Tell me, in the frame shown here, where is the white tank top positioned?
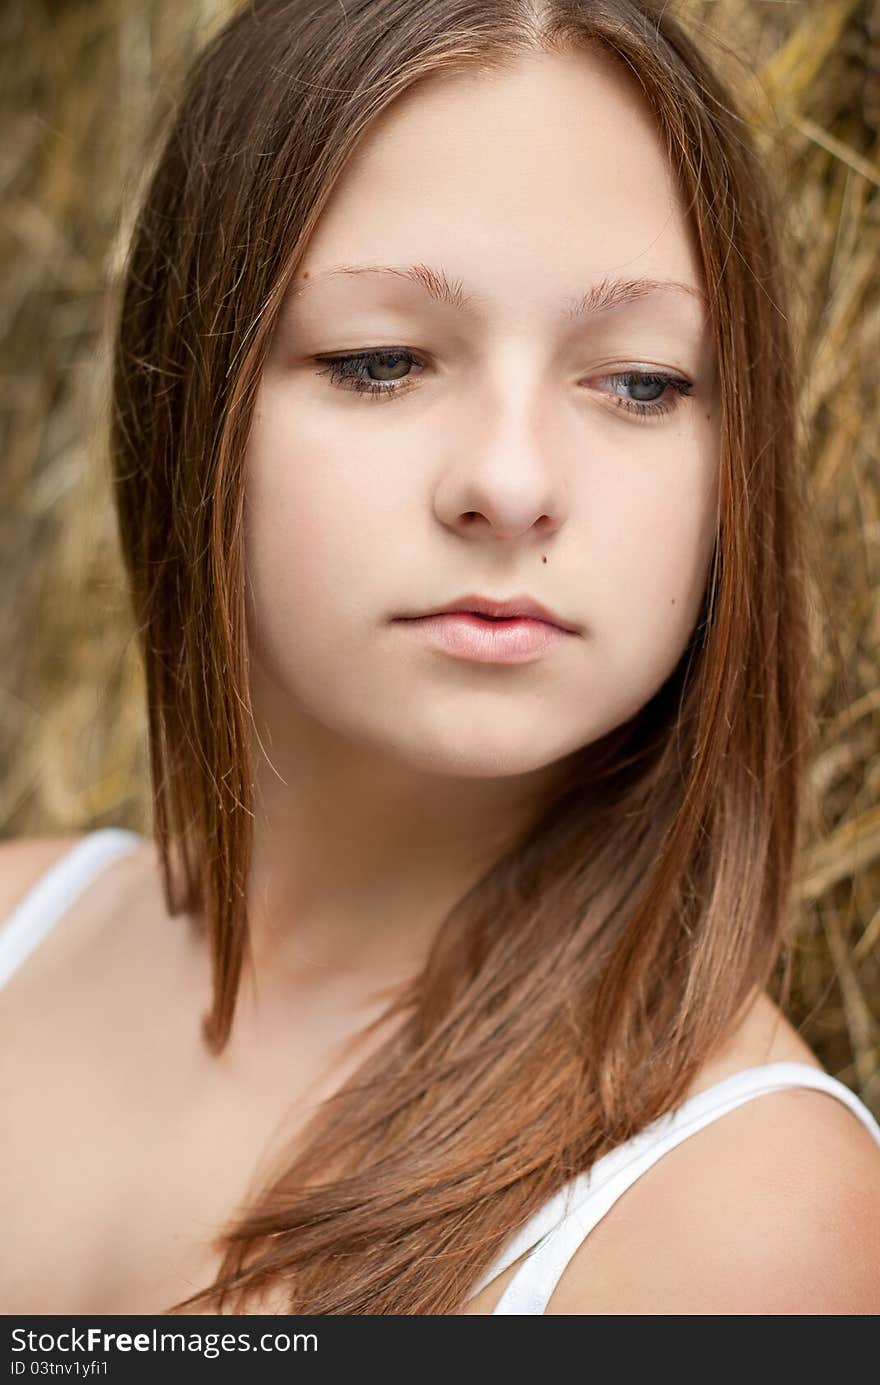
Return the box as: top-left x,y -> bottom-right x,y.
2,828 -> 879,1315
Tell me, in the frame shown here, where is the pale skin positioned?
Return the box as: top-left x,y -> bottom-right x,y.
1,48 -> 879,1315
242,43 -> 720,1035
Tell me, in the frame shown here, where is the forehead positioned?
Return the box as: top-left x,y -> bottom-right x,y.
294,48 -> 704,318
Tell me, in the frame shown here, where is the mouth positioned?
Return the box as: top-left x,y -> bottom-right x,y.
394,592 -> 581,634
391,606 -> 577,665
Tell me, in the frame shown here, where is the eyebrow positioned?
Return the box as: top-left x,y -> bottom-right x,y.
290,261 -> 707,320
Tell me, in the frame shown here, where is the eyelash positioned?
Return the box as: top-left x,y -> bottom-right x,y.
312,348 -> 694,420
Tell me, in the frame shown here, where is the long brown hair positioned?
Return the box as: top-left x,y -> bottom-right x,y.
109,0 -> 811,1313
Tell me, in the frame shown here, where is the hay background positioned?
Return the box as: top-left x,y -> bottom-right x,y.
1,1 -> 878,1113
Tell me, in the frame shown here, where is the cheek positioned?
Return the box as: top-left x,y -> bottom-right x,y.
613,483 -> 714,601
583,433 -> 718,667
243,391 -> 393,628
242,390 -> 427,732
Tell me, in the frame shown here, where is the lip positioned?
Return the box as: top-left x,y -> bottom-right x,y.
395,592 -> 581,633
393,611 -> 570,664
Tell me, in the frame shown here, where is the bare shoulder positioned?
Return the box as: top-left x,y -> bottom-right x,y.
0,832 -> 194,1311
546,987 -> 880,1314
548,1078 -> 880,1314
0,833 -> 84,925
0,831 -> 155,1008
0,827 -> 178,1046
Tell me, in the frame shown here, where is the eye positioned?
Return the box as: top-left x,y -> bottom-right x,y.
312,349 -> 694,421
312,349 -> 423,402
594,370 -> 695,420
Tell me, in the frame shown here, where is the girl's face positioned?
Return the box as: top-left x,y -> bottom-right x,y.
244,47 -> 719,781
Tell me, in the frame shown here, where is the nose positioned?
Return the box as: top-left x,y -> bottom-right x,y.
432,368 -> 571,542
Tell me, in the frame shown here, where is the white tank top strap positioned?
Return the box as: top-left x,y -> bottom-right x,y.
484,1061 -> 880,1315
0,828 -> 144,992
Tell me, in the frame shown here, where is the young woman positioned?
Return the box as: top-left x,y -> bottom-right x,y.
1,0 -> 879,1316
